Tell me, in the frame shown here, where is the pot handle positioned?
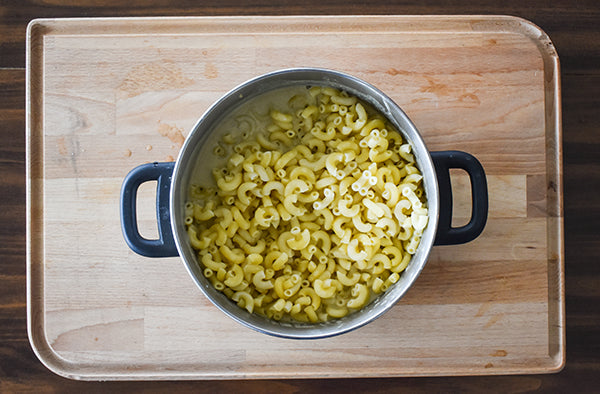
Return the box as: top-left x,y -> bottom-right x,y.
120,162 -> 179,257
431,151 -> 488,245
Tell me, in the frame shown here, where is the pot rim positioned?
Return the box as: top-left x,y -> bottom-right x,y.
169,67 -> 440,339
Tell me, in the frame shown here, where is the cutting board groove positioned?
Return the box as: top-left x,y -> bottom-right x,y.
26,15 -> 564,380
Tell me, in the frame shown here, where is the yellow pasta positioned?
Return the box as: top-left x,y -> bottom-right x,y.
224,264 -> 244,287
185,85 -> 428,323
347,283 -> 369,309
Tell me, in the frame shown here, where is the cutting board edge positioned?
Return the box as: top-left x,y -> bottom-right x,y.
25,15 -> 565,380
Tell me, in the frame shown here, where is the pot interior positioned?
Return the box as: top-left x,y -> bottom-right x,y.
170,68 -> 439,338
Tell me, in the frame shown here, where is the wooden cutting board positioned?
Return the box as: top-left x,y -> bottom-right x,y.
26,15 -> 564,380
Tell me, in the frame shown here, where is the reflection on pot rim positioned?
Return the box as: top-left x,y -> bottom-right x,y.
169,68 -> 440,339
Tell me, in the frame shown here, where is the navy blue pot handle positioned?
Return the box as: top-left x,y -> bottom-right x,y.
431,151 -> 488,245
120,162 -> 179,257
120,153 -> 486,255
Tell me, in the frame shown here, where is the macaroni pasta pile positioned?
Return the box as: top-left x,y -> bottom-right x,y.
185,86 -> 428,323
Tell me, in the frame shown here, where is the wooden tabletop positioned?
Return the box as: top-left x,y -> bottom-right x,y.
1,2 -> 598,392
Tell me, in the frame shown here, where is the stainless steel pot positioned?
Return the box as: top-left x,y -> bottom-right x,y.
120,68 -> 488,339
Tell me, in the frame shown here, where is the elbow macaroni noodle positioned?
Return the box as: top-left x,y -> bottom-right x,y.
185,86 -> 428,323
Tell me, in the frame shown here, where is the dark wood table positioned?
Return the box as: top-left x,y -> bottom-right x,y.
1,2 -> 598,392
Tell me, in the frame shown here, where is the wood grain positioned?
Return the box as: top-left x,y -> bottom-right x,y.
2,0 -> 600,70
2,1 -> 600,392
24,16 -> 563,380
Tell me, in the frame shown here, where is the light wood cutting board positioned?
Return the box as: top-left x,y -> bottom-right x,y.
26,15 -> 564,380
